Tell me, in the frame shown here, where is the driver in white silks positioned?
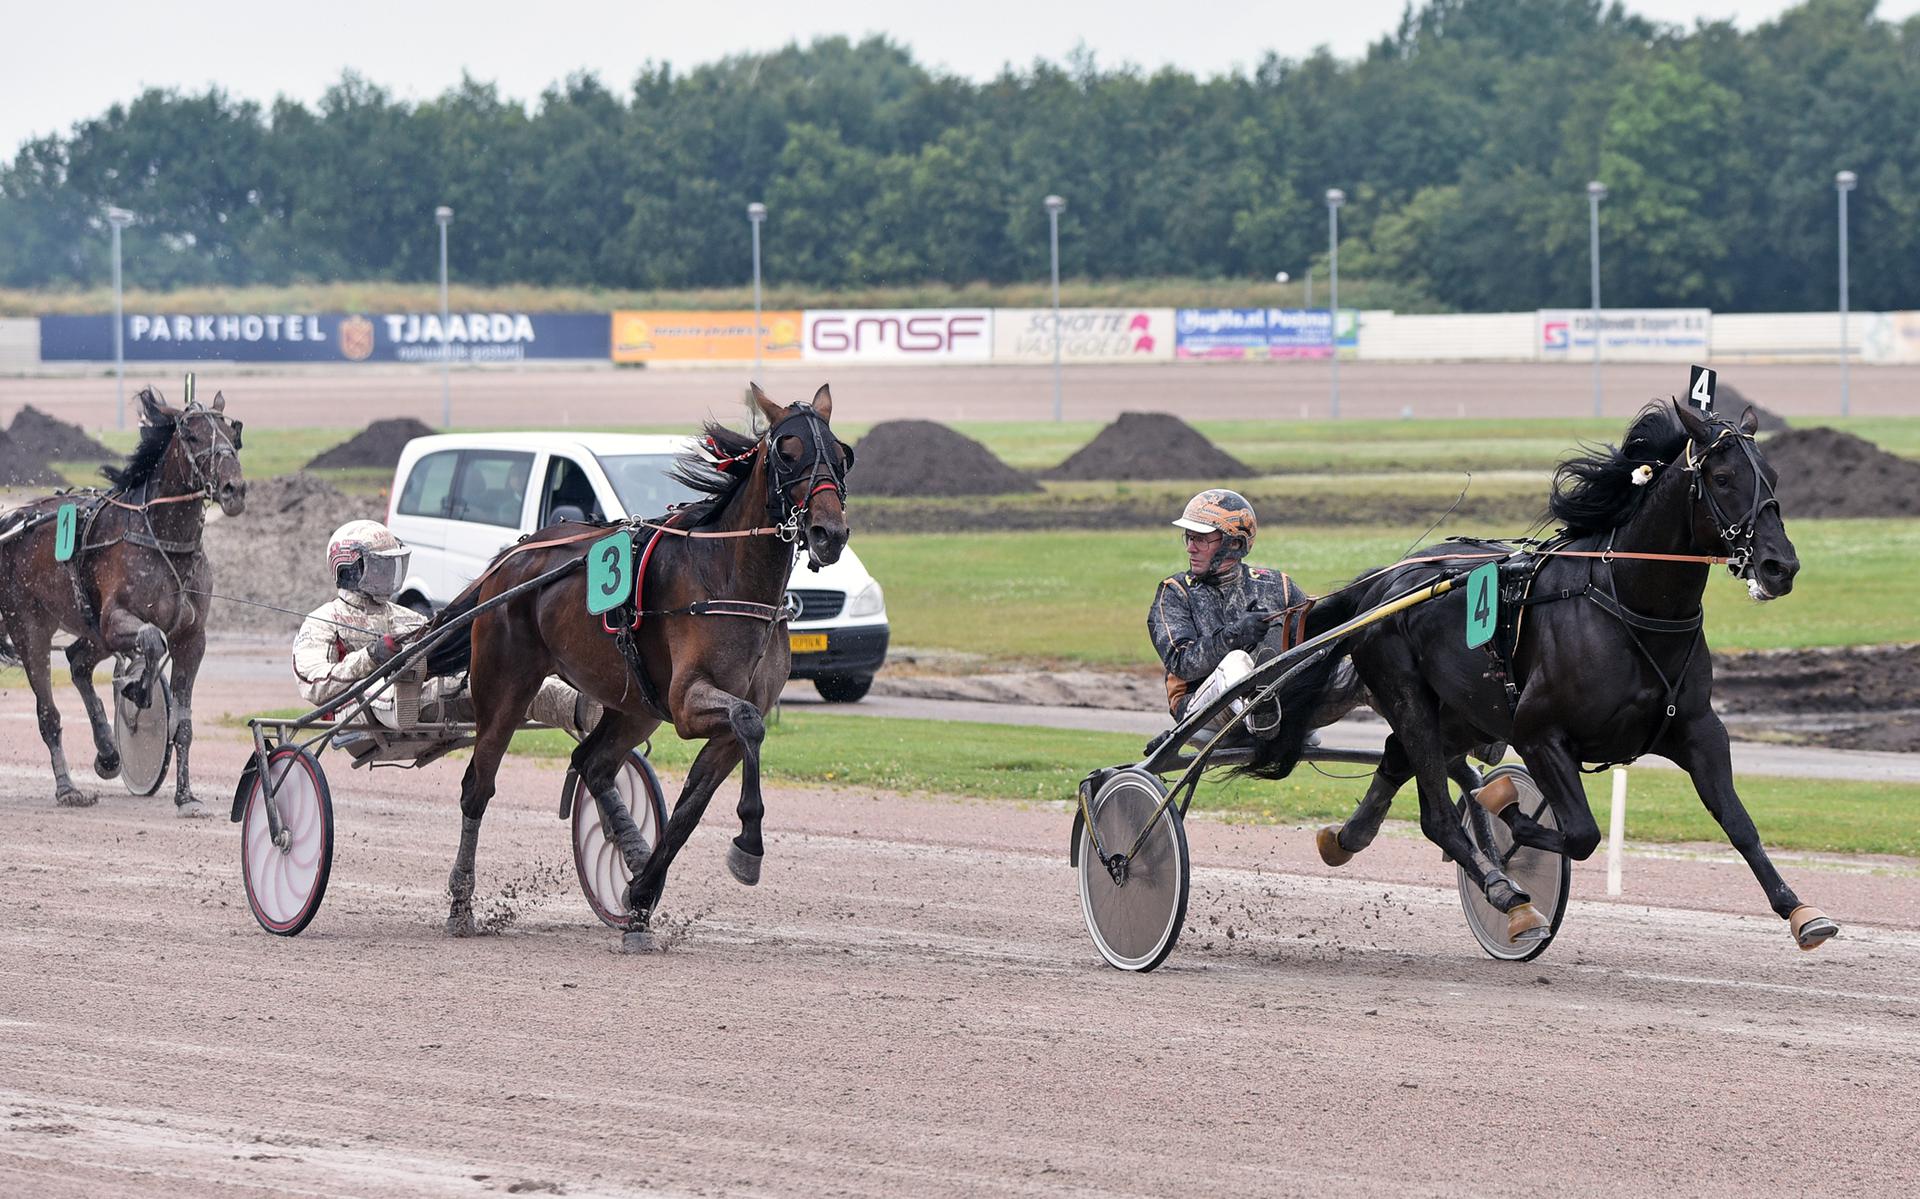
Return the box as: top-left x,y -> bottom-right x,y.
1148,490 -> 1366,746
292,520 -> 598,737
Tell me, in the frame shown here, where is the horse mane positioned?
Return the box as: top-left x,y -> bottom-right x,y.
665,421 -> 762,528
100,393 -> 176,492
1547,402 -> 1689,534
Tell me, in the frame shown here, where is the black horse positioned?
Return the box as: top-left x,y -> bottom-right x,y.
1247,399 -> 1837,951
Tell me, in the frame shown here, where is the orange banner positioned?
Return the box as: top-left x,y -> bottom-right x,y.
611,310 -> 802,363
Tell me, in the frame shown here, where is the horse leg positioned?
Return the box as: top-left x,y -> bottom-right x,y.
622,727 -> 747,950
445,670 -> 545,937
64,639 -> 121,780
1317,733 -> 1412,866
12,616 -> 91,807
1665,712 -> 1836,949
571,708 -> 661,881
166,627 -> 208,817
1509,735 -> 1601,861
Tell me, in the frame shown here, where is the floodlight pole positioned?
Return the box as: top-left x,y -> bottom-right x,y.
436,206 -> 453,427
1836,170 -> 1856,417
107,207 -> 134,430
1588,180 -> 1606,418
1326,189 -> 1345,420
748,202 -> 767,382
1046,194 -> 1066,422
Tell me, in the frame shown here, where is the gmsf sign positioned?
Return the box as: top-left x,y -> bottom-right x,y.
803,309 -> 993,362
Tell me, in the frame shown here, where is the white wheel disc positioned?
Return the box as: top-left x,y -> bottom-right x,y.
1077,769 -> 1189,972
571,751 -> 667,928
1456,764 -> 1571,962
241,749 -> 334,936
113,660 -> 173,797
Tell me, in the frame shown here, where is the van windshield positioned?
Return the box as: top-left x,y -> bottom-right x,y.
595,453 -> 704,517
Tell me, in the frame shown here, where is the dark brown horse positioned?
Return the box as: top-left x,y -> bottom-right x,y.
0,386 -> 246,812
434,384 -> 850,947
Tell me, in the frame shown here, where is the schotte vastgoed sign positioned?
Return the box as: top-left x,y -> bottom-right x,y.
38,312 -> 610,362
1536,309 -> 1710,362
1175,308 -> 1358,359
992,308 -> 1174,363
802,309 -> 992,363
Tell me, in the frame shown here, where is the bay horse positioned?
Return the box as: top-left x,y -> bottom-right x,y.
1246,399 -> 1838,951
435,384 -> 850,947
0,386 -> 246,813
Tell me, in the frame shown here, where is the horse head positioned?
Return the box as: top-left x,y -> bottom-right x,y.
134,386 -> 248,516
750,382 -> 851,569
1672,400 -> 1797,600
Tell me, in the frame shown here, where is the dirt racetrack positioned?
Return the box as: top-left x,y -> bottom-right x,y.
4,690 -> 1920,1195
3,359 -> 1915,431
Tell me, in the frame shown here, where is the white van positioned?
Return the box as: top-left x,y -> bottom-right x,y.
386,432 -> 889,702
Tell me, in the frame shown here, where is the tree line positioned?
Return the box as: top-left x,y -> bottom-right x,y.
2,0 -> 1914,313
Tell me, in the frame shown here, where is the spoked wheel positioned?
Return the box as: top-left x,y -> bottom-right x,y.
1455,764 -> 1571,962
1077,769 -> 1190,972
569,749 -> 670,928
112,655 -> 173,797
240,747 -> 334,937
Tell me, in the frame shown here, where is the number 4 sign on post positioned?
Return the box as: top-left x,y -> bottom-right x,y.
1686,364 -> 1716,413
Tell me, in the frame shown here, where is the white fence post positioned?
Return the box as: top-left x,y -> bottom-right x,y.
1606,767 -> 1627,897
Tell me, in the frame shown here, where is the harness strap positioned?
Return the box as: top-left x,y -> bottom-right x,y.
632,518 -> 785,539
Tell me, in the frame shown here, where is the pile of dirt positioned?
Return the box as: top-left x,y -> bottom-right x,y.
853,421 -> 1040,497
1761,426 -> 1920,518
1042,412 -> 1252,481
0,430 -> 61,488
305,418 -> 437,470
1715,384 -> 1789,432
202,473 -> 385,633
1714,644 -> 1920,753
7,405 -> 118,463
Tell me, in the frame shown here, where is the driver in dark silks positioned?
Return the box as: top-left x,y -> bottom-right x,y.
1148,489 -> 1367,746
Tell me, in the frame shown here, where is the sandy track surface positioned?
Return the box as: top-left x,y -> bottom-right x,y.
4,704 -> 1919,1197
4,360 -> 1913,430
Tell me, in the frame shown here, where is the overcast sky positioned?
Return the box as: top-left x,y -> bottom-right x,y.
5,0 -> 1916,161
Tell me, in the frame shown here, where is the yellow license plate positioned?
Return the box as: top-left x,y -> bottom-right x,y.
789,633 -> 828,653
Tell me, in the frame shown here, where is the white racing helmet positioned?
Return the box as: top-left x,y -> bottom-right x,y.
327,519 -> 409,601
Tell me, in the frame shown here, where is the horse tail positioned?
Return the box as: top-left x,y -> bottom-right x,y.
423,585 -> 480,677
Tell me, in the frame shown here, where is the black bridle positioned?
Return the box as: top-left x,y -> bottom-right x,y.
171,403 -> 244,503
1682,422 -> 1778,582
764,403 -> 853,560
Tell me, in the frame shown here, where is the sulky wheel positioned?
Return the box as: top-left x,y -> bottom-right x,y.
240,747 -> 334,937
569,749 -> 670,929
1455,764 -> 1571,962
113,655 -> 173,797
1077,768 -> 1190,972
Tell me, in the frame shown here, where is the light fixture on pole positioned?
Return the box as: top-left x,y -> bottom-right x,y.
1045,194 -> 1066,422
748,202 -> 767,383
1587,180 -> 1607,418
1836,170 -> 1856,418
1325,188 -> 1345,420
106,206 -> 135,430
435,206 -> 453,427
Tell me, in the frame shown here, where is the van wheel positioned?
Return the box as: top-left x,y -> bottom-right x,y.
813,675 -> 872,703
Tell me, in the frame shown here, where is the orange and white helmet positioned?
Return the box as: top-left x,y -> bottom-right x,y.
1172,489 -> 1257,562
327,520 -> 409,600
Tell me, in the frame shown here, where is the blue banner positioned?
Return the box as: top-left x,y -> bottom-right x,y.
38,312 -> 610,363
1174,308 -> 1357,360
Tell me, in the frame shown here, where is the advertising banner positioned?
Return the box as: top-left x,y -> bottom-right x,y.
991,308 -> 1174,363
38,312 -> 609,363
611,310 -> 803,364
1862,311 -> 1920,365
1175,308 -> 1357,359
1536,309 -> 1710,362
802,309 -> 992,363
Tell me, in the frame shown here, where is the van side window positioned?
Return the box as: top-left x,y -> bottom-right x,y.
397,450 -> 459,519
541,456 -> 602,525
450,450 -> 535,528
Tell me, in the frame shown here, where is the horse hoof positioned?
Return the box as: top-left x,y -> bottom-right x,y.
1316,826 -> 1353,867
94,753 -> 122,780
1789,905 -> 1839,951
55,787 -> 97,809
620,927 -> 661,954
174,798 -> 210,820
1506,902 -> 1550,943
445,911 -> 478,938
727,841 -> 763,886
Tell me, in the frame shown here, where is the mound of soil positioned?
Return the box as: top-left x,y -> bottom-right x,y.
7,405 -> 118,462
0,430 -> 61,488
1715,384 -> 1788,432
853,421 -> 1039,497
203,474 -> 385,633
305,418 -> 437,470
1761,427 -> 1920,518
1042,412 -> 1251,481
1714,644 -> 1920,753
